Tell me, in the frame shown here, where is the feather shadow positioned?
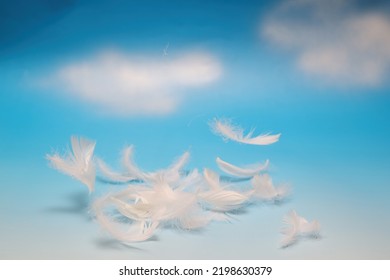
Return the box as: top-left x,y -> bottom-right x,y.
43,191 -> 91,220
94,237 -> 146,251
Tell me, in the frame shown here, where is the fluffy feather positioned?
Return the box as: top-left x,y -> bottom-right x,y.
216,157 -> 269,178
93,195 -> 158,243
47,133 -> 305,247
96,158 -> 135,183
47,136 -> 96,192
122,146 -> 147,180
199,169 -> 249,211
251,174 -> 289,201
179,211 -> 229,230
211,118 -> 281,145
281,210 -> 321,248
121,146 -> 191,185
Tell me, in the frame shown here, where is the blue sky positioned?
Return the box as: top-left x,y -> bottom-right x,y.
1,0 -> 390,259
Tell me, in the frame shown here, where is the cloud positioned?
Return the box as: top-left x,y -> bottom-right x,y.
263,0 -> 390,87
46,50 -> 222,115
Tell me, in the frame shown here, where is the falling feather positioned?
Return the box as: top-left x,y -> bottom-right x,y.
251,174 -> 289,201
121,146 -> 148,181
96,158 -> 135,183
93,195 -> 158,243
150,151 -> 191,185
47,136 -> 96,192
216,157 -> 269,178
47,132 -> 303,247
281,210 -> 321,248
199,169 -> 249,211
179,211 -> 229,230
211,118 -> 281,145
121,146 -> 191,185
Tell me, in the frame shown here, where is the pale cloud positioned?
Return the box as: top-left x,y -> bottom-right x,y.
47,50 -> 222,115
263,0 -> 390,87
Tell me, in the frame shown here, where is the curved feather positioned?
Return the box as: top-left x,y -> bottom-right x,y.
203,168 -> 221,190
47,136 -> 96,192
251,174 -> 288,201
199,189 -> 249,211
121,146 -> 147,180
200,168 -> 249,211
96,158 -> 135,183
216,157 -> 269,178
211,118 -> 281,145
281,210 -> 321,248
93,195 -> 158,243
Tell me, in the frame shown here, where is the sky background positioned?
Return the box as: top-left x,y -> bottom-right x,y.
1,0 -> 390,259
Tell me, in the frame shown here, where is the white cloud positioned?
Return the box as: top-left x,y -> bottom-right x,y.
263,0 -> 390,87
48,50 -> 222,115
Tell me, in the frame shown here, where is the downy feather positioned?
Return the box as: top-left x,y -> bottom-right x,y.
211,118 -> 281,145
47,136 -> 96,192
216,157 -> 269,178
281,210 -> 321,248
96,158 -> 135,183
199,168 -> 249,211
93,195 -> 158,243
251,174 -> 289,201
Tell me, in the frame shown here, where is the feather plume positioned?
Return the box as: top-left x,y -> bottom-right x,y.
93,195 -> 158,243
199,169 -> 249,211
251,174 -> 289,201
216,157 -> 269,178
47,132 -> 307,247
281,210 -> 321,248
179,211 -> 229,230
211,118 -> 280,145
121,146 -> 191,185
96,158 -> 135,183
121,146 -> 148,180
47,136 -> 96,192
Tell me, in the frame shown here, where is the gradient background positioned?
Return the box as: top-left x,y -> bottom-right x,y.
1,0 -> 390,259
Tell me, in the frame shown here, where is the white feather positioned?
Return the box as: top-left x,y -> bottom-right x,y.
149,151 -> 191,186
216,157 -> 269,178
93,195 -> 158,243
179,211 -> 229,230
281,210 -> 321,247
122,146 -> 191,185
47,136 -> 96,192
122,146 -> 148,180
96,158 -> 135,183
199,168 -> 249,211
211,118 -> 281,145
203,168 -> 221,190
251,174 -> 288,201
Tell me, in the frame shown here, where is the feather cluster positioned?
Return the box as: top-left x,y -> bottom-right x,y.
46,119 -> 320,247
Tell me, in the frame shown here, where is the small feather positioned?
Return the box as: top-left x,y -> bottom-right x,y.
216,157 -> 269,178
210,118 -> 281,145
281,210 -> 321,248
96,158 -> 135,183
47,136 -> 96,192
251,174 -> 288,201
